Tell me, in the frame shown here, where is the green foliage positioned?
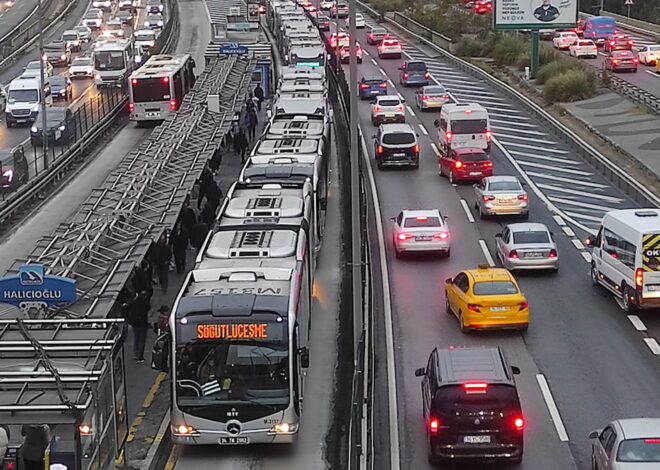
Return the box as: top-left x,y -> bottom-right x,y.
367,0 -> 409,13
539,46 -> 562,66
492,35 -> 527,66
454,37 -> 488,57
536,59 -> 587,85
543,69 -> 597,104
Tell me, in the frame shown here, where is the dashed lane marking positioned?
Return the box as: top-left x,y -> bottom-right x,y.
500,143 -> 569,154
548,196 -> 616,213
430,143 -> 441,157
644,337 -> 660,355
518,161 -> 592,175
645,70 -> 660,78
527,171 -> 609,188
553,215 -> 566,226
406,105 -> 415,115
537,183 -> 625,203
460,199 -> 475,223
581,251 -> 592,263
562,226 -> 575,237
571,239 -> 585,250
418,124 -> 428,136
508,152 -> 579,165
371,58 -> 377,65
536,374 -> 570,442
628,315 -> 648,332
478,239 -> 495,266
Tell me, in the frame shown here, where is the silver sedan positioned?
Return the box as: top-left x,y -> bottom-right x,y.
589,418 -> 660,469
414,85 -> 449,111
495,223 -> 558,272
391,209 -> 450,258
474,175 -> 529,219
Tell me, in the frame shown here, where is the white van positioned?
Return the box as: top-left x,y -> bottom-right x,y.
5,77 -> 52,127
587,209 -> 660,312
433,103 -> 491,154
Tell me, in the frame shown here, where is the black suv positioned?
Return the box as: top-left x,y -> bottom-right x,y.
0,147 -> 29,191
415,346 -> 524,464
373,123 -> 419,170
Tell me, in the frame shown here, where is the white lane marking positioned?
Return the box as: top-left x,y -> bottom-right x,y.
418,124 -> 428,136
537,184 -> 624,203
487,111 -> 532,121
571,239 -> 585,250
494,133 -> 559,145
430,143 -> 441,157
500,142 -> 569,154
528,171 -> 609,188
627,315 -> 648,332
406,105 -> 415,116
396,92 -> 404,100
563,211 -> 604,223
646,70 -> 660,78
581,251 -> 592,263
490,118 -> 538,128
553,215 -> 566,226
490,125 -> 547,136
548,196 -> 616,212
562,226 -> 575,237
536,374 -> 570,442
359,134 -> 401,470
644,338 -> 660,355
518,161 -> 592,175
478,240 -> 495,266
460,199 -> 475,223
508,152 -> 578,165
371,58 -> 377,65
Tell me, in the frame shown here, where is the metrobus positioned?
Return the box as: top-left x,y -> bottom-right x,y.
93,38 -> 142,87
128,53 -> 196,122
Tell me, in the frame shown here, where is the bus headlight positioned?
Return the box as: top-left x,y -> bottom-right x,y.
172,424 -> 199,436
31,126 -> 38,133
270,423 -> 298,434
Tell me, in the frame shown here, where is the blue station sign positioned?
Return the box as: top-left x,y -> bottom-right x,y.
219,42 -> 249,55
0,264 -> 77,307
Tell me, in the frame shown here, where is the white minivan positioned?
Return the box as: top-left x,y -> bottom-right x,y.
587,209 -> 660,312
433,103 -> 491,155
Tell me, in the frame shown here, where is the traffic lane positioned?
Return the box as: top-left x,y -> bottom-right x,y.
0,0 -> 37,39
366,45 -> 660,469
347,56 -> 577,469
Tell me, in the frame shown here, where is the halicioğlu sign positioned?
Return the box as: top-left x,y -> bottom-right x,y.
493,0 -> 578,30
0,264 -> 77,308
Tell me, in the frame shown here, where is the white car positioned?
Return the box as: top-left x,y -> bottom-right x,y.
144,13 -> 164,29
495,223 -> 558,272
92,0 -> 111,10
347,12 -> 365,28
104,19 -> 125,37
319,0 -> 334,10
569,39 -> 597,59
371,95 -> 405,125
553,31 -> 578,50
378,38 -> 402,58
68,57 -> 94,79
74,25 -> 93,42
638,44 -> 660,65
391,209 -> 451,258
82,10 -> 103,29
338,44 -> 363,63
134,29 -> 157,50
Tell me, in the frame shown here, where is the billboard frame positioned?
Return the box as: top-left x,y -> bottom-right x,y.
492,0 -> 578,31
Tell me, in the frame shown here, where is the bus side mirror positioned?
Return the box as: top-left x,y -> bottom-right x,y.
151,333 -> 170,372
299,347 -> 310,368
511,366 -> 520,375
415,367 -> 425,377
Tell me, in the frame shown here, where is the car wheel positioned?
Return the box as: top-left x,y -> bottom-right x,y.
448,170 -> 455,184
445,294 -> 452,314
412,160 -> 419,169
521,212 -> 529,220
478,205 -> 486,219
445,248 -> 451,258
459,311 -> 468,333
622,286 -> 637,313
519,324 -> 528,333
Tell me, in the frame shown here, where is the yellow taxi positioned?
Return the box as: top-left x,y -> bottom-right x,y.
444,264 -> 529,332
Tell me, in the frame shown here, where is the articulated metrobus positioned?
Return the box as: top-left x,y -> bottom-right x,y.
128,53 -> 196,122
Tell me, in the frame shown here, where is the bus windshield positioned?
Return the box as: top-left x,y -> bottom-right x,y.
132,77 -> 171,102
95,51 -> 126,71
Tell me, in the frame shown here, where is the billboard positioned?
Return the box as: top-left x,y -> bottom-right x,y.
493,0 -> 578,30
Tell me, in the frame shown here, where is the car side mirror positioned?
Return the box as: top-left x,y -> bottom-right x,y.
511,366 -> 520,375
414,367 -> 425,377
550,232 -> 554,237
521,181 -> 527,186
445,277 -> 452,284
398,66 -> 404,70
495,232 -> 502,238
371,134 -> 376,139
389,216 -> 395,221
443,215 -> 449,220
299,347 -> 310,368
433,119 -> 440,128
585,235 -> 596,247
588,430 -> 599,439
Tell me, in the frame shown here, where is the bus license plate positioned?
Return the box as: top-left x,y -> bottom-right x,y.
648,285 -> 660,292
464,435 -> 491,444
146,112 -> 161,117
218,437 -> 249,445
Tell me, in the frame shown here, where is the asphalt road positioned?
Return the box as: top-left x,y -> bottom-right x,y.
324,11 -> 660,470
0,0 -> 37,40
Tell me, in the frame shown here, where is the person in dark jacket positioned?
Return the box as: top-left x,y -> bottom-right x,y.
200,201 -> 215,227
180,197 -> 197,234
20,424 -> 49,470
197,167 -> 214,210
209,149 -> 222,174
128,291 -> 150,363
153,233 -> 172,295
169,221 -> 189,274
132,260 -> 153,300
253,83 -> 264,111
246,108 -> 258,141
205,181 -> 223,213
190,216 -> 209,251
233,128 -> 249,162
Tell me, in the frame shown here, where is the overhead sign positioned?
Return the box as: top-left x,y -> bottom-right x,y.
493,0 -> 578,30
219,42 -> 249,55
0,264 -> 77,308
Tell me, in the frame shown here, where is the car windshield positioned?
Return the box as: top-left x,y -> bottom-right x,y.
473,281 -> 518,295
383,40 -> 398,46
457,152 -> 488,162
489,181 -> 521,191
44,43 -> 64,51
617,439 -> 660,462
8,90 -> 38,102
49,77 -> 66,86
596,23 -> 614,29
136,30 -> 155,39
382,132 -> 415,145
404,216 -> 441,228
512,231 -> 550,244
406,62 -> 426,72
579,41 -> 593,46
433,384 -> 519,415
72,58 -> 91,66
378,99 -> 400,106
451,119 -> 487,134
364,79 -> 384,85
612,51 -> 632,57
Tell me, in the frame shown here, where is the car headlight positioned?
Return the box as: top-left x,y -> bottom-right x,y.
61,54 -> 66,60
31,126 -> 38,132
269,423 -> 298,434
157,21 -> 163,26
2,169 -> 13,182
95,73 -> 101,80
58,125 -> 66,131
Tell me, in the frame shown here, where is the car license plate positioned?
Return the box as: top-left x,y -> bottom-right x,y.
464,435 -> 491,444
497,198 -> 514,204
469,171 -> 482,176
393,153 -> 405,157
526,252 -> 544,258
146,112 -> 161,117
490,306 -> 510,312
415,236 -> 432,241
648,285 -> 660,292
218,437 -> 249,445
385,114 -> 395,118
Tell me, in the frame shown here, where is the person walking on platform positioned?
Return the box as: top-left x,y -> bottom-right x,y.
246,108 -> 258,141
170,221 -> 189,274
191,216 -> 209,252
254,83 -> 264,111
206,180 -> 223,214
20,424 -> 50,470
132,260 -> 153,301
153,233 -> 172,295
179,196 -> 197,234
128,291 -> 150,363
233,128 -> 249,162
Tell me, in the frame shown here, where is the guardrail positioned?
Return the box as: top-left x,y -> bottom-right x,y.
0,0 -> 179,226
357,0 -> 660,208
605,72 -> 660,116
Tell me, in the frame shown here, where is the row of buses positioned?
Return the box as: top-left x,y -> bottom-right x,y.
151,0 -> 332,446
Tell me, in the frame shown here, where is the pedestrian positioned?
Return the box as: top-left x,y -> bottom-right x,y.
197,167 -> 214,210
209,148 -> 222,174
206,180 -> 223,213
0,425 -> 9,462
127,291 -> 150,363
247,108 -> 258,141
132,260 -> 153,300
233,128 -> 249,162
153,233 -> 172,295
201,201 -> 215,227
157,305 -> 170,333
21,424 -> 50,470
253,83 -> 264,111
190,216 -> 209,251
180,196 -> 197,234
169,221 -> 189,274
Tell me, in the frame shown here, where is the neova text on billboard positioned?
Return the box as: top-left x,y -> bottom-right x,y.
494,0 -> 578,30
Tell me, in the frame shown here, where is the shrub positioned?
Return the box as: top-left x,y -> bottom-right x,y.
455,37 -> 486,57
543,69 -> 596,104
492,35 -> 527,66
515,51 -> 531,71
540,46 -> 562,66
536,59 -> 586,85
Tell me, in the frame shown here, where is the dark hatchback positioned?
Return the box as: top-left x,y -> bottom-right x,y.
49,76 -> 73,101
0,148 -> 29,191
359,76 -> 387,99
30,107 -> 76,146
416,347 -> 524,464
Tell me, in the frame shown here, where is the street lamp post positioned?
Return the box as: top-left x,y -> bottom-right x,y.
38,0 -> 48,170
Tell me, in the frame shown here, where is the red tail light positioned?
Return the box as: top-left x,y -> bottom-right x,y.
379,83 -> 387,88
428,418 -> 440,433
612,59 -> 620,64
413,143 -> 420,153
442,94 -> 449,99
424,72 -> 430,78
169,99 -> 177,110
416,216 -> 428,221
421,95 -> 429,100
376,145 -> 384,154
514,417 -> 524,431
509,250 -> 519,259
463,382 -> 488,390
628,40 -> 633,45
454,161 -> 463,169
396,105 -> 404,112
467,304 -> 481,312
446,131 -> 452,142
644,439 -> 660,443
548,249 -> 557,258
128,102 -> 135,112
485,129 -> 493,140
517,194 -> 529,201
433,232 -> 449,240
518,301 -> 528,310
635,268 -> 644,291
374,106 -> 382,112
609,41 -> 615,46
162,76 -> 169,84
131,78 -> 138,85
483,161 -> 493,168
397,232 -> 413,241
482,195 -> 495,202
403,73 -> 409,79
633,58 -> 639,63
360,84 -> 369,89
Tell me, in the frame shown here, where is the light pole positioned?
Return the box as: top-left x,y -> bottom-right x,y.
38,0 -> 48,169
334,3 -> 339,76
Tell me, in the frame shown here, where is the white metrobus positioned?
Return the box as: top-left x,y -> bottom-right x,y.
128,53 -> 196,122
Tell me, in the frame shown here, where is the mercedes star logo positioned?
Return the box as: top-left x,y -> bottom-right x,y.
227,423 -> 241,435
474,418 -> 481,425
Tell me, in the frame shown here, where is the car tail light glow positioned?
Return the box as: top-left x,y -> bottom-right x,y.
428,418 -> 440,433
633,58 -> 639,63
518,194 -> 528,201
379,83 -> 387,88
376,145 -> 383,154
644,439 -> 660,443
374,106 -> 381,112
162,76 -> 169,83
128,102 -> 135,112
174,424 -> 196,435
79,424 -> 93,435
464,109 -> 472,114
396,105 -> 404,112
446,132 -> 452,142
514,417 -> 524,430
518,301 -> 528,310
509,249 -> 519,259
609,41 -> 615,46
485,129 -> 492,140
463,382 -> 488,390
403,73 -> 409,79
467,304 -> 481,312
628,40 -> 634,45
424,72 -> 430,78
483,161 -> 493,168
416,216 -> 428,221
360,84 -> 369,89
131,78 -> 138,85
635,268 -> 644,291
433,232 -> 449,240
612,59 -> 620,64
170,99 -> 177,110
454,161 -> 463,169
482,195 -> 495,201
413,143 -> 420,153
421,95 -> 429,100
548,249 -> 557,258
397,232 -> 413,241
